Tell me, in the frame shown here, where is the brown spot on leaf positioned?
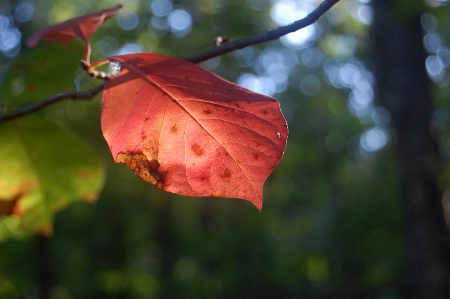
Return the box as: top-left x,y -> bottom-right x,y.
220,167 -> 232,179
83,191 -> 99,202
76,170 -> 95,178
170,124 -> 178,134
116,152 -> 164,188
253,153 -> 260,160
191,143 -> 205,157
203,108 -> 213,115
262,109 -> 268,115
144,117 -> 149,122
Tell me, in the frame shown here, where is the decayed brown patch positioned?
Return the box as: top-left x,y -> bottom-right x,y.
191,143 -> 204,157
116,152 -> 164,188
203,108 -> 213,115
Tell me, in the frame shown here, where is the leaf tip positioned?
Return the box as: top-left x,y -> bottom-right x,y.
253,200 -> 263,212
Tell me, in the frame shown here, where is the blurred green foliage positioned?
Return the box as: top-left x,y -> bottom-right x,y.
0,115 -> 105,239
0,42 -> 86,111
0,0 -> 449,298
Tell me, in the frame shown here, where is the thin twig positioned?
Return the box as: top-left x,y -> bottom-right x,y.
0,0 -> 339,122
184,0 -> 340,63
0,84 -> 105,122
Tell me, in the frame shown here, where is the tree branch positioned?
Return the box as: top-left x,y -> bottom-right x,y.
0,84 -> 105,122
184,0 -> 340,63
0,0 -> 340,122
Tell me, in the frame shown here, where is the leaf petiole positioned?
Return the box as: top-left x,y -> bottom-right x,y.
81,58 -> 111,80
84,41 -> 92,64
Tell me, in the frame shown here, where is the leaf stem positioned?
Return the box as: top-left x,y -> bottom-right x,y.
81,58 -> 111,80
84,41 -> 92,64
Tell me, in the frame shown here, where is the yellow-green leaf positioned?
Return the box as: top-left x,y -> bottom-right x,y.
0,116 -> 105,240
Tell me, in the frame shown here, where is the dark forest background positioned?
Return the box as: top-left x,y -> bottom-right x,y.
1,0 -> 450,298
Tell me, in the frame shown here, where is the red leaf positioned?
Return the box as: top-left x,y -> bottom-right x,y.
26,5 -> 124,48
101,53 -> 288,210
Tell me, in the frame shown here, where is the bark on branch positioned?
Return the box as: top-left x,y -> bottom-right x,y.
0,84 -> 105,122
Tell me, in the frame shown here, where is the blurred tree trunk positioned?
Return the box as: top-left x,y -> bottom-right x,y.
156,199 -> 177,299
34,236 -> 52,299
371,1 -> 450,297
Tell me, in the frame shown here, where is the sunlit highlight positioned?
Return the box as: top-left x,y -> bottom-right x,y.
270,0 -> 316,47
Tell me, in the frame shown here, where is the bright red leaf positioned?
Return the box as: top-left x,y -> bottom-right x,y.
26,4 -> 123,61
101,53 -> 288,210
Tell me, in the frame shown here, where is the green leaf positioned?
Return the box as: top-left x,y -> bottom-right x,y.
0,42 -> 85,112
0,116 -> 105,241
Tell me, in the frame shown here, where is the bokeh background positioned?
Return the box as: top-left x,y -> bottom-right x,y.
1,0 -> 450,298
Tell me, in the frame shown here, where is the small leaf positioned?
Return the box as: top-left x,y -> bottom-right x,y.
26,4 -> 124,48
0,116 -> 105,240
101,53 -> 288,210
